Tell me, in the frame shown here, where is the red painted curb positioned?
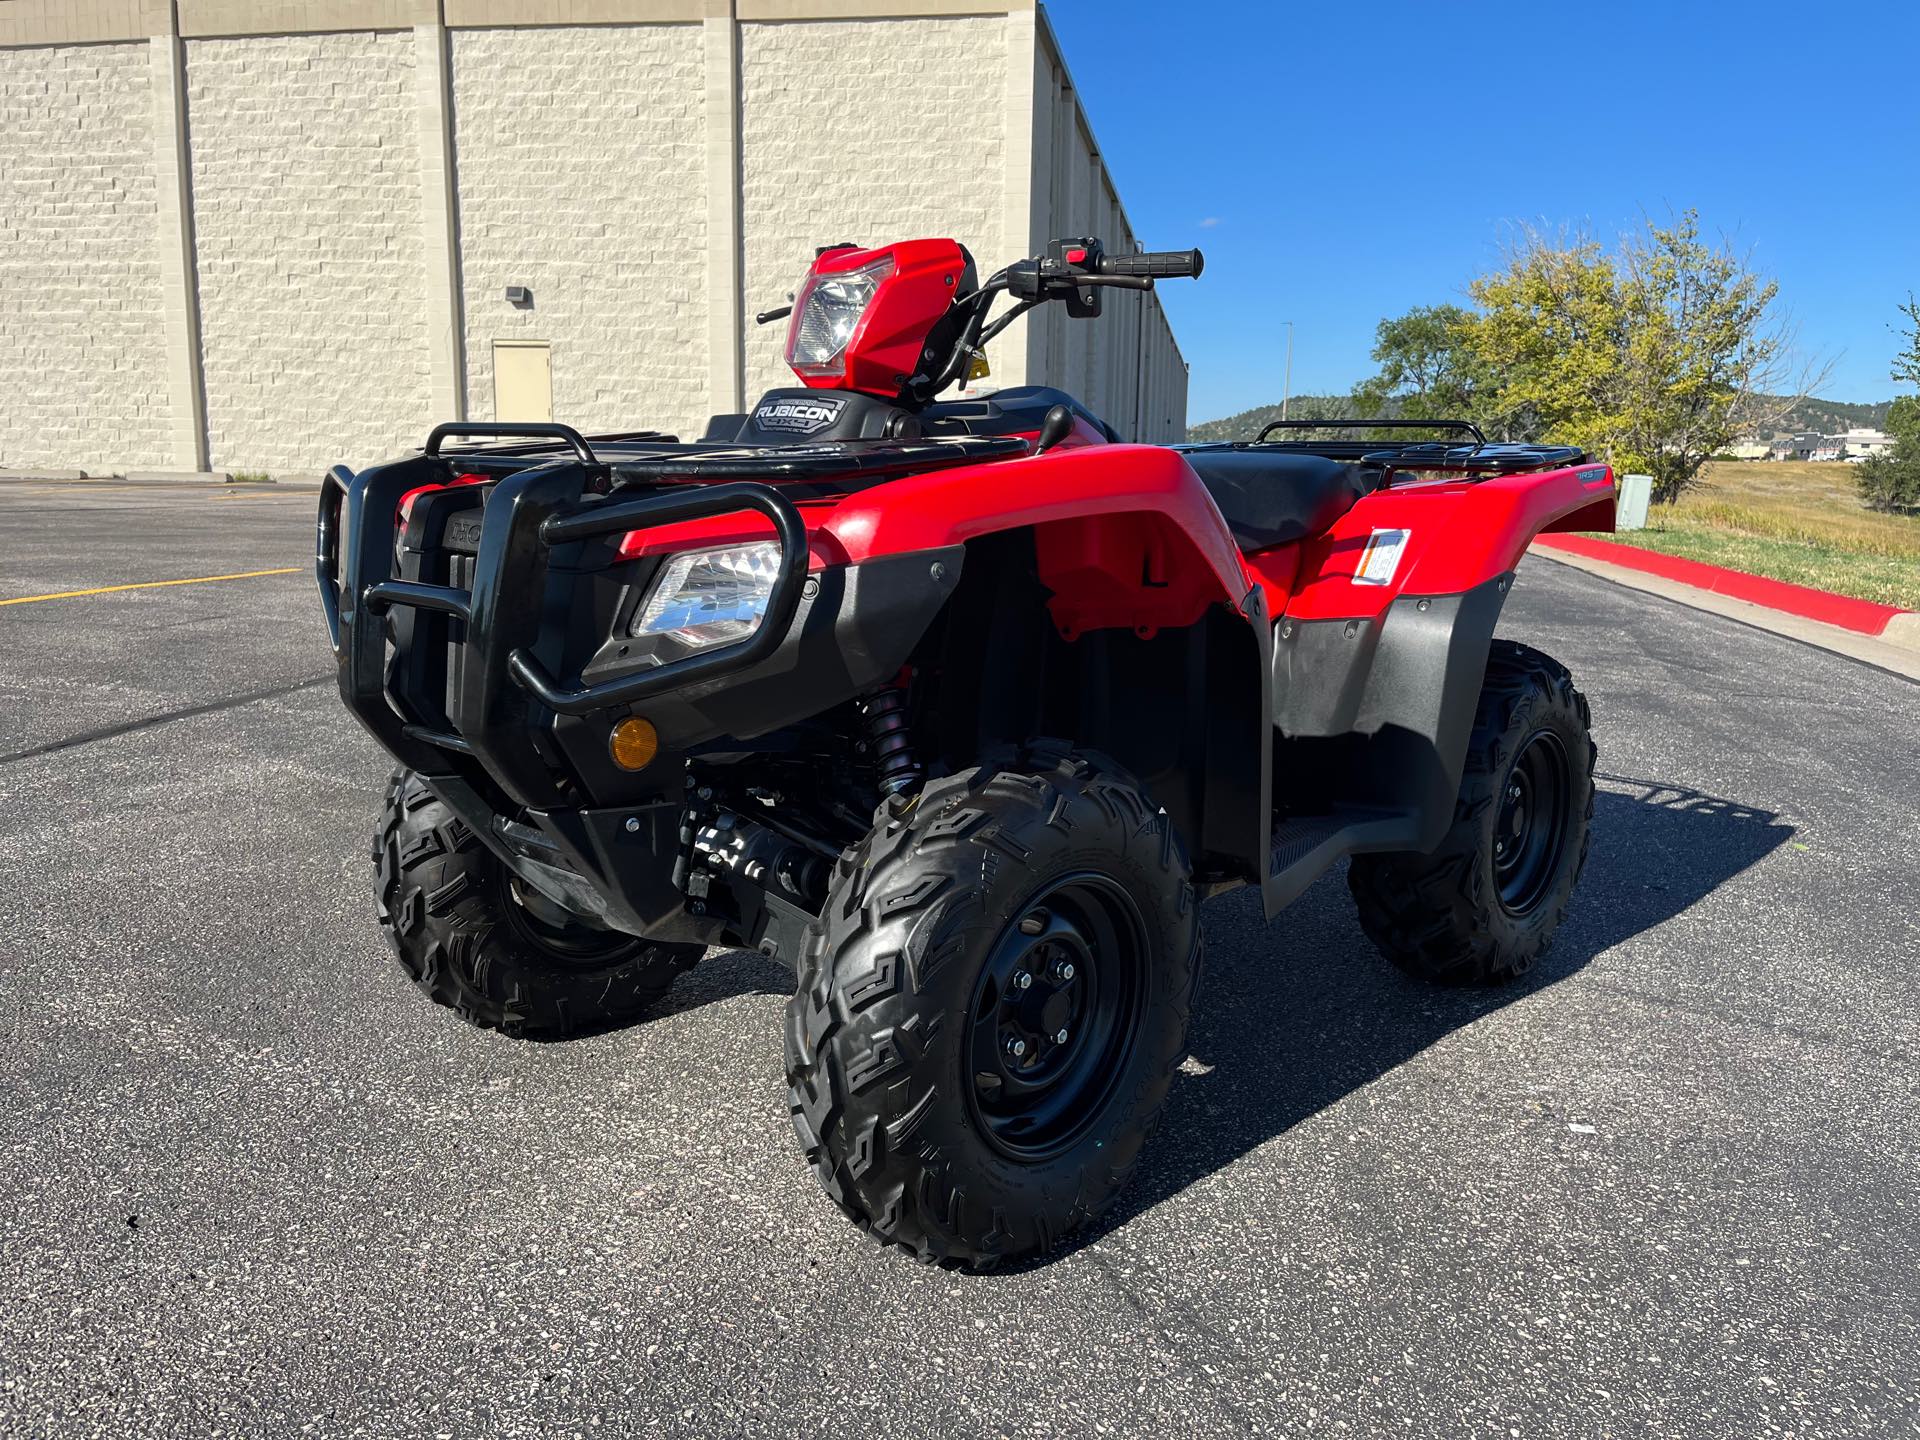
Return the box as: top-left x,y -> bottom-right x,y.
1535,533 -> 1908,637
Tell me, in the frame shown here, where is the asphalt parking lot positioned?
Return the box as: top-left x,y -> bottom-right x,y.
1,478 -> 1916,1439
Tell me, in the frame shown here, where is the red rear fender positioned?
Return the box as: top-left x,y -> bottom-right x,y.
1283,462 -> 1617,621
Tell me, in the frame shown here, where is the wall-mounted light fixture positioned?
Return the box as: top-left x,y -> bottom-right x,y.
505,285 -> 533,308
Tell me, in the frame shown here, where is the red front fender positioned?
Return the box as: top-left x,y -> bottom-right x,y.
823,444 -> 1256,638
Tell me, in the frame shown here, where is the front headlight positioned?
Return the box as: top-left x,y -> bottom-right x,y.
631,542 -> 782,649
785,256 -> 893,378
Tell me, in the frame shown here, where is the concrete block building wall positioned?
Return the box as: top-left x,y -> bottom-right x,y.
0,0 -> 1190,476
738,15 -> 1008,403
186,31 -> 432,474
0,40 -> 172,471
452,23 -> 711,442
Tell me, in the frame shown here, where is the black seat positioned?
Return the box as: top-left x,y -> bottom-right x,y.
1178,447 -> 1382,552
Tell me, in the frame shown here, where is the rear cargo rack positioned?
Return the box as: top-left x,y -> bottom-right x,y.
1190,417 -> 1587,475
1357,442 -> 1590,474
1255,417 -> 1488,445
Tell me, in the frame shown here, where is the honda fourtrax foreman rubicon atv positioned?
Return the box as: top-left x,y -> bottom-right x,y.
318,236 -> 1613,1268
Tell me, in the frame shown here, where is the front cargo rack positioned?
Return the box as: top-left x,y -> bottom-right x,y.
1193,418 -> 1588,474
317,420 -> 1027,810
423,420 -> 1027,491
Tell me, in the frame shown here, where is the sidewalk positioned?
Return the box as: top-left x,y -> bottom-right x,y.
1532,534 -> 1920,681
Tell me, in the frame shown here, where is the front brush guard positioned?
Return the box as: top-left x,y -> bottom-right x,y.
317,447 -> 807,811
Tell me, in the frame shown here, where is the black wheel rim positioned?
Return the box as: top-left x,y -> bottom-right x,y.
965,873 -> 1150,1163
1493,729 -> 1572,916
494,866 -> 638,966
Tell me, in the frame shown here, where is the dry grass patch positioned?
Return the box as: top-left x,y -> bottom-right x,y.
1598,461 -> 1920,610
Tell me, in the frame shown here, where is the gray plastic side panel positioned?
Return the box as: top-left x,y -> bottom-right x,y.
1260,574 -> 1511,918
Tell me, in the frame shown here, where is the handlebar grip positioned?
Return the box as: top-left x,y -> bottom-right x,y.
1096,249 -> 1205,280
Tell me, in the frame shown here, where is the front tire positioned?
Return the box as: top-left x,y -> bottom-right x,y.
1348,641 -> 1595,984
785,745 -> 1202,1269
373,770 -> 700,1038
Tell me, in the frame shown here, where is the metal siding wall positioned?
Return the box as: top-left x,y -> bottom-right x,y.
1022,33 -> 1189,441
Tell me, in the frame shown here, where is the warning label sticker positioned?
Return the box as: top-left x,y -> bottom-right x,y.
1354,529 -> 1410,586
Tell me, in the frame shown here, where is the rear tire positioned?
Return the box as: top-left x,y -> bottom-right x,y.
1348,641 -> 1595,984
785,744 -> 1202,1269
372,770 -> 700,1038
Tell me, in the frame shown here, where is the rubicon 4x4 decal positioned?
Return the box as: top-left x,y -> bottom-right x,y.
753,396 -> 847,435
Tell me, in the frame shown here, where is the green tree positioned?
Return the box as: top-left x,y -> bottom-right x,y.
1855,426 -> 1920,513
1612,213 -> 1791,503
1466,213 -> 1803,503
1467,233 -> 1624,450
1893,294 -> 1920,389
1857,303 -> 1920,512
1889,395 -> 1920,444
1353,304 -> 1491,429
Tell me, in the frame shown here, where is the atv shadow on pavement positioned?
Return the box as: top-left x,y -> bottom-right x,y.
650,947 -> 794,1021
1024,774 -> 1795,1267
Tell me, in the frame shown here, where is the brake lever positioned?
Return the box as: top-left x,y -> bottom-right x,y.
755,304 -> 794,325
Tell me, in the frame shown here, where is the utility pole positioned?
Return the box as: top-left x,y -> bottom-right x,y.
1281,320 -> 1294,421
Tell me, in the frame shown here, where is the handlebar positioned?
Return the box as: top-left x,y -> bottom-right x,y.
877,235 -> 1207,403
1095,249 -> 1205,280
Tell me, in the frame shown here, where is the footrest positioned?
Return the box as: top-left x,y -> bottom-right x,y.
1265,806 -> 1422,914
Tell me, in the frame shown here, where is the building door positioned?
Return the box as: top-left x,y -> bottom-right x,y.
492,341 -> 552,422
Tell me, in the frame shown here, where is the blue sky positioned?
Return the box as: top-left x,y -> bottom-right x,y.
1047,0 -> 1920,425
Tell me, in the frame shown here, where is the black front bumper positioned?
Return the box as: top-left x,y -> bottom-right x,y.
317,433 -> 961,942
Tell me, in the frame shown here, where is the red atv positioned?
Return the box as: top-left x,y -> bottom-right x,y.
318,236 -> 1613,1268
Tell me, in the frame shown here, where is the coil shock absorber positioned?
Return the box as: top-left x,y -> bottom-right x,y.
860,683 -> 922,797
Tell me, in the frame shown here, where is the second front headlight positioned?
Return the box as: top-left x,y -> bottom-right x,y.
631,542 -> 783,650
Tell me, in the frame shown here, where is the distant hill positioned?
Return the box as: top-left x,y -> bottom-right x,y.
1752,396 -> 1894,435
1186,397 -> 1356,444
1187,394 -> 1896,444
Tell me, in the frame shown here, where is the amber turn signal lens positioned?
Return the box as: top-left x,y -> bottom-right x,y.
608,716 -> 659,771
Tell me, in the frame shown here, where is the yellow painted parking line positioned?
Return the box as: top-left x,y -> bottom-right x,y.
0,567 -> 300,607
2,484 -> 220,497
0,484 -> 303,501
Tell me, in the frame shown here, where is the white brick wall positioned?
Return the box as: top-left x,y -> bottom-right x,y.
739,16 -> 1008,404
0,8 -> 1190,470
187,31 -> 432,475
451,24 -> 710,442
0,42 -> 172,472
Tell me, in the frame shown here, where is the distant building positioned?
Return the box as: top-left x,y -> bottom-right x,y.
1769,432 -> 1828,461
1726,438 -> 1771,460
1764,427 -> 1893,462
1834,428 -> 1894,458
